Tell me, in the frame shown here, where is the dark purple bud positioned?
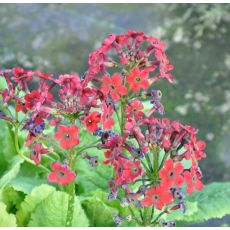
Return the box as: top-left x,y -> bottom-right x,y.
113,215 -> 122,227
89,156 -> 98,167
108,191 -> 118,201
162,221 -> 176,227
179,202 -> 186,213
151,89 -> 162,100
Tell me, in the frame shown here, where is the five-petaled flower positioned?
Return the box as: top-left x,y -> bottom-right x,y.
142,185 -> 174,210
54,125 -> 80,149
48,162 -> 76,186
184,167 -> 203,194
30,143 -> 49,165
101,73 -> 128,100
83,111 -> 101,133
159,159 -> 184,189
126,67 -> 149,92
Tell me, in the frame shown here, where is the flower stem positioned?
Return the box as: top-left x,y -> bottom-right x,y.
13,121 -> 50,173
65,149 -> 76,227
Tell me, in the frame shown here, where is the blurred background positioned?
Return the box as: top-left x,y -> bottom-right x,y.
0,3 -> 230,225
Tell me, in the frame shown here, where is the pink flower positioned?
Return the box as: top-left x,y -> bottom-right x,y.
54,125 -> 80,149
48,162 -> 76,186
101,73 -> 128,100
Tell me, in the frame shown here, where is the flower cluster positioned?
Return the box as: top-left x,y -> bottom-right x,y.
0,30 -> 206,227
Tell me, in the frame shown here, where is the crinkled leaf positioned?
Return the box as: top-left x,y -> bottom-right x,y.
16,184 -> 56,226
0,186 -> 25,214
184,182 -> 230,223
0,202 -> 17,226
28,188 -> 89,226
0,156 -> 24,189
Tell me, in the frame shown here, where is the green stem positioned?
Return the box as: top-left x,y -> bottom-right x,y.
13,121 -> 50,173
65,149 -> 76,227
151,210 -> 166,226
142,206 -> 152,226
145,154 -> 153,172
158,151 -> 168,170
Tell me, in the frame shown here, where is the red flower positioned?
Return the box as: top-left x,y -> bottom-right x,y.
159,159 -> 184,189
102,101 -> 114,130
83,111 -> 101,133
184,167 -> 203,194
122,160 -> 144,182
142,185 -> 174,209
48,162 -> 76,186
30,143 -> 48,165
125,100 -> 144,120
126,67 -> 149,92
54,125 -> 80,149
15,102 -> 27,113
11,67 -> 33,82
24,90 -> 41,110
101,73 -> 128,100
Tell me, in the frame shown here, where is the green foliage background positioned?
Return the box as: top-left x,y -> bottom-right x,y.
0,3 -> 230,227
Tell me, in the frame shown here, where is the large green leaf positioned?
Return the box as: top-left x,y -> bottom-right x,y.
10,176 -> 49,194
184,182 -> 230,223
0,202 -> 17,226
166,182 -> 230,225
28,186 -> 89,226
0,156 -> 24,189
81,189 -> 119,226
16,184 -> 56,226
0,186 -> 25,215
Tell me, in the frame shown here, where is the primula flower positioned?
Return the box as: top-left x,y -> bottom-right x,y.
102,101 -> 114,130
24,90 -> 41,110
83,111 -> 101,133
15,101 -> 27,113
101,73 -> 128,100
142,185 -> 174,210
125,100 -> 144,120
54,125 -> 80,149
121,160 -> 144,183
159,159 -> 184,188
126,67 -> 149,92
30,143 -> 49,165
184,167 -> 203,194
48,162 -> 76,186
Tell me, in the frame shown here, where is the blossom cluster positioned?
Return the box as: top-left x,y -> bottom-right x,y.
0,30 -> 206,227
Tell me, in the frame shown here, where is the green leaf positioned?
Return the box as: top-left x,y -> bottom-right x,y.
175,182 -> 230,224
0,186 -> 25,214
16,184 -> 56,226
28,187 -> 89,226
81,189 -> 119,226
165,201 -> 198,221
10,176 -> 50,194
0,202 -> 17,226
81,189 -> 137,227
0,156 -> 24,189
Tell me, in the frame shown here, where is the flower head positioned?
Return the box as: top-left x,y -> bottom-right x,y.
102,101 -> 114,130
159,159 -> 184,189
54,125 -> 80,149
142,185 -> 174,210
101,73 -> 128,100
30,143 -> 49,165
184,167 -> 203,194
83,111 -> 101,133
48,162 -> 76,186
126,67 -> 149,92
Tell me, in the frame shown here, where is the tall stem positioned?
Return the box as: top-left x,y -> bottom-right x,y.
65,149 -> 76,227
